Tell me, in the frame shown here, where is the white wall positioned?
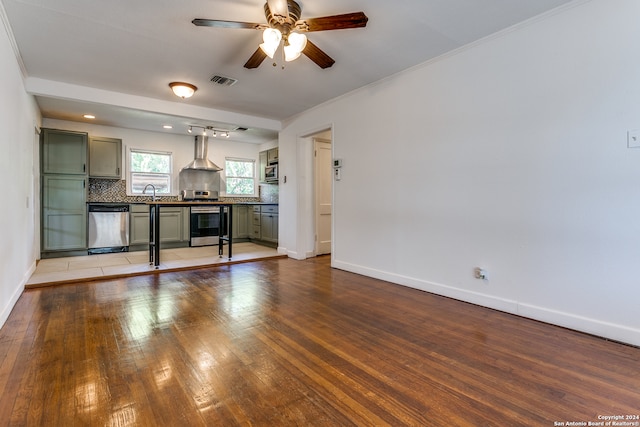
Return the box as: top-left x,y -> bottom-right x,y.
0,10 -> 40,328
279,0 -> 640,346
43,118 -> 262,196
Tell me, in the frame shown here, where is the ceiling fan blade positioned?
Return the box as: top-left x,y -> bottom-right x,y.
295,12 -> 368,32
302,40 -> 335,69
192,19 -> 268,30
244,47 -> 268,69
267,0 -> 289,18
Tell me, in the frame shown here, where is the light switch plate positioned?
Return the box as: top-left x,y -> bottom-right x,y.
628,130 -> 640,148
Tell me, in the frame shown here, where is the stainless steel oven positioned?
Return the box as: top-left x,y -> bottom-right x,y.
190,206 -> 228,247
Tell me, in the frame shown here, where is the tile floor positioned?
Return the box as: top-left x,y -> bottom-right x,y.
27,242 -> 282,287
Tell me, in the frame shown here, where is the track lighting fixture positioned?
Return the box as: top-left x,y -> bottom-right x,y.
187,125 -> 233,138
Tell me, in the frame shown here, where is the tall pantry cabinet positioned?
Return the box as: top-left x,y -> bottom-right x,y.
41,129 -> 88,257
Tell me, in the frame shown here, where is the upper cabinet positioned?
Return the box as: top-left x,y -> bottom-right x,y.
42,129 -> 88,175
267,147 -> 278,163
259,147 -> 278,183
89,136 -> 122,179
259,151 -> 268,183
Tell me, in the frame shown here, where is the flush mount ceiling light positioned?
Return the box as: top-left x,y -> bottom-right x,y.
169,82 -> 197,98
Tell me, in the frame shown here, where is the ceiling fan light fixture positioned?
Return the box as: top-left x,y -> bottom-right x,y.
284,32 -> 307,62
259,28 -> 282,58
169,82 -> 197,99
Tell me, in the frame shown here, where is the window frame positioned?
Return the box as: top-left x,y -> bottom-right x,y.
223,157 -> 257,198
126,147 -> 174,196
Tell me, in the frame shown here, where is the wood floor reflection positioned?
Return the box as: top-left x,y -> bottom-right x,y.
1,256 -> 639,426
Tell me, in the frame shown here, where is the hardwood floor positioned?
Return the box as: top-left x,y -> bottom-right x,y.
1,256 -> 639,426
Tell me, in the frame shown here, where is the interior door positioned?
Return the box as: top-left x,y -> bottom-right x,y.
314,138 -> 332,255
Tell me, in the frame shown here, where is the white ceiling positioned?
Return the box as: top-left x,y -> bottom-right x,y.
2,0 -> 575,143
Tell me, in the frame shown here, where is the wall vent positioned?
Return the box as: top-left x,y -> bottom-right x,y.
210,75 -> 238,86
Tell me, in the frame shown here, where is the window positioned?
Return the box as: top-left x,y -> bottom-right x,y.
225,158 -> 256,196
128,148 -> 172,195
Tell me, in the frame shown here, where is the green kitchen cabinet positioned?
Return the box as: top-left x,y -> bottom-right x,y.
41,175 -> 87,253
260,205 -> 279,244
267,147 -> 278,163
248,205 -> 278,245
41,129 -> 88,257
232,205 -> 250,239
42,129 -> 88,175
129,205 -> 190,249
89,136 -> 122,179
258,150 -> 268,183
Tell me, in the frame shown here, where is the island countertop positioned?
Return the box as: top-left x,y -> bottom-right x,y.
144,201 -> 277,206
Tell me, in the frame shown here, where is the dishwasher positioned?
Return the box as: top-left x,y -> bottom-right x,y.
88,204 -> 130,254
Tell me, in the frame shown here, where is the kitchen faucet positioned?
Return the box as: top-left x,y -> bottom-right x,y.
143,184 -> 157,201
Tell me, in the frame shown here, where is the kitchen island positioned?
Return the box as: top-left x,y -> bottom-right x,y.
147,201 -> 234,268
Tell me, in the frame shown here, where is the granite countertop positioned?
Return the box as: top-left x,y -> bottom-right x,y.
143,201 -> 278,206
87,201 -> 278,205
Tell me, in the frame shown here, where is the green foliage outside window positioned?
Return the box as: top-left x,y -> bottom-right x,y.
130,149 -> 172,194
225,159 -> 255,196
131,151 -> 171,173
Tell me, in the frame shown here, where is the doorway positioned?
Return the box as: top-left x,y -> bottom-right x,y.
313,132 -> 332,255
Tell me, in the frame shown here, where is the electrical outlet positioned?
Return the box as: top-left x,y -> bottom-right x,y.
474,268 -> 487,280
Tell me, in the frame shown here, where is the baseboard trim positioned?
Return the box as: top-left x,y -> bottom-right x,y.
332,259 -> 640,347
0,261 -> 34,329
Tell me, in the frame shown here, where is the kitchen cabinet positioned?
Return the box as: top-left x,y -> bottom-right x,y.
267,147 -> 278,163
251,205 -> 261,240
258,151 -> 268,183
260,205 -> 279,243
41,129 -> 88,257
232,205 -> 250,239
258,147 -> 278,183
42,129 -> 88,175
248,205 -> 278,245
129,205 -> 190,249
41,175 -> 87,252
89,136 -> 122,179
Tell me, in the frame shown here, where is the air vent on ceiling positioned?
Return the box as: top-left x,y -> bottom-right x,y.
236,127 -> 248,131
210,75 -> 238,87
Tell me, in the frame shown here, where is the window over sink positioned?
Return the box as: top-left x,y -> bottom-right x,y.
127,148 -> 173,196
224,157 -> 256,197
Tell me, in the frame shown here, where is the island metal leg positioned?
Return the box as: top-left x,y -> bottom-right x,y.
153,204 -> 161,268
148,204 -> 155,265
218,204 -> 232,259
228,205 -> 232,259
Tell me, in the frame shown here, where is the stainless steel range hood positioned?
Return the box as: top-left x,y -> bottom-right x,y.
181,135 -> 223,171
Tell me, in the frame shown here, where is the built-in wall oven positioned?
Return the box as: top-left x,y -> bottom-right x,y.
190,206 -> 228,247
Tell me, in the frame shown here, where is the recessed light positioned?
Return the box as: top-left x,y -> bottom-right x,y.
163,125 -> 173,129
83,114 -> 95,119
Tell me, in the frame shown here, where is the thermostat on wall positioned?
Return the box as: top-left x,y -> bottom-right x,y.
333,159 -> 342,168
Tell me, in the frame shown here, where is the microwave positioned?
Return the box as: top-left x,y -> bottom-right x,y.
265,163 -> 278,182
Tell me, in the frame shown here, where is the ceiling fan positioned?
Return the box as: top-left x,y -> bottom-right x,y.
192,0 -> 368,69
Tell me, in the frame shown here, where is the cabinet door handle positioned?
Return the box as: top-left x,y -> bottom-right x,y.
116,167 -> 120,175
83,164 -> 86,172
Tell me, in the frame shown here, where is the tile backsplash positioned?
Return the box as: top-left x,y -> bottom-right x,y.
88,179 -> 278,203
